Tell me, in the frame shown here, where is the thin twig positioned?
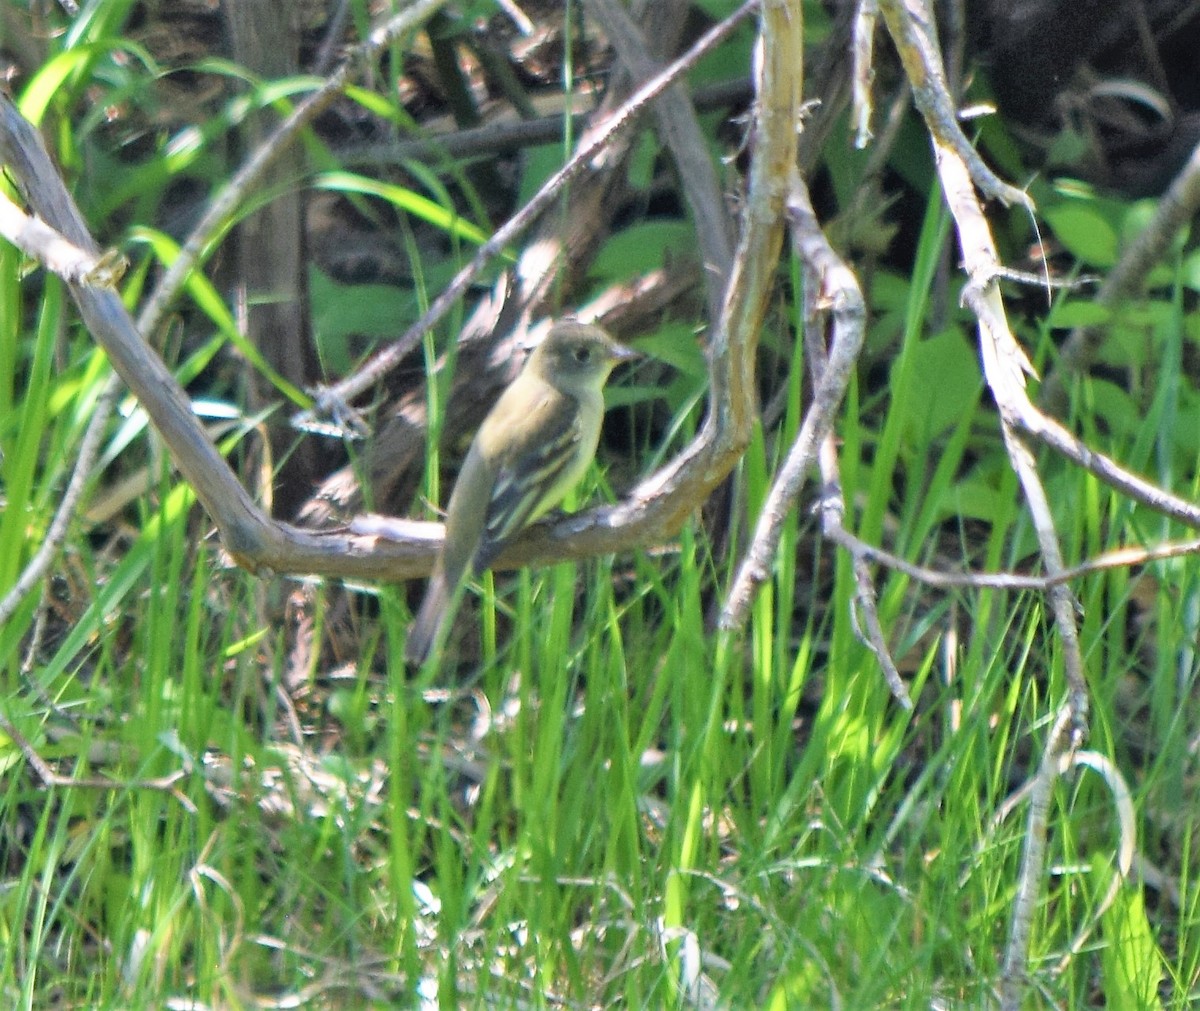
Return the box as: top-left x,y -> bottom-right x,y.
816,440 -> 912,708
0,376 -> 120,627
0,711 -> 191,800
999,706 -> 1076,1009
720,178 -> 863,627
299,0 -> 759,428
823,525 -> 1200,592
336,77 -> 753,167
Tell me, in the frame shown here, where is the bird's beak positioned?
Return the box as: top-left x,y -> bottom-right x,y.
609,344 -> 640,364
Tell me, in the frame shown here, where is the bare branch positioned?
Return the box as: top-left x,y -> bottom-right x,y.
299,0 -> 759,429
823,525 -> 1200,592
875,1 -> 1090,1001
851,0 -> 879,147
336,77 -> 753,167
720,177 -> 864,629
719,173 -> 911,706
997,705 -> 1076,1010
878,0 -> 1031,210
815,439 -> 912,708
0,0 -> 800,587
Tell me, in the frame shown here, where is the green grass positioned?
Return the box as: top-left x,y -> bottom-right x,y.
4,275 -> 1195,1007
4,5 -> 1200,1009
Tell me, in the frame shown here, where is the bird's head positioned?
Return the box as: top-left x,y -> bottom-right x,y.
527,320 -> 639,394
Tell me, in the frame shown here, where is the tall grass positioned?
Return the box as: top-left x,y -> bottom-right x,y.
1,6 -> 1198,1010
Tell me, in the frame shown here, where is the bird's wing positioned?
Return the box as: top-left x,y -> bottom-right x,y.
472,388 -> 583,572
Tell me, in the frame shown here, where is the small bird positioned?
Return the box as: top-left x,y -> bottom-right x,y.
405,320 -> 637,666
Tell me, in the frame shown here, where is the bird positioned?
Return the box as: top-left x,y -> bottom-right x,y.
405,320 -> 637,666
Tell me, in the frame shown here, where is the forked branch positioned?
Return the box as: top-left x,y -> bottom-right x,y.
0,0 -> 797,588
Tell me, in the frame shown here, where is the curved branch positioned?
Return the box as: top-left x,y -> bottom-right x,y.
0,0 -> 801,585
720,176 -> 864,629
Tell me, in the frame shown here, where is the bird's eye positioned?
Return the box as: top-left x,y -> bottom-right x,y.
573,346 -> 592,363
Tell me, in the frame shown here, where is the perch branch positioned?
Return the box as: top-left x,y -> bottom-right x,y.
0,0 -> 800,584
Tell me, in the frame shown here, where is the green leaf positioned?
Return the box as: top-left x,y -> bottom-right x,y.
1043,202 -> 1119,267
1096,861 -> 1165,1010
314,171 -> 492,247
1047,300 -> 1112,329
19,45 -> 108,124
627,320 -> 708,379
891,327 -> 981,446
127,227 -> 311,407
1084,378 -> 1140,442
591,222 -> 697,283
309,265 -> 456,374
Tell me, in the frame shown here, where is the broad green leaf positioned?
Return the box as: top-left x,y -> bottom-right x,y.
1043,202 -> 1119,267
1047,300 -> 1112,329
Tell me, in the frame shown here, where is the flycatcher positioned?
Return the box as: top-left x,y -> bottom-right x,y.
405,320 -> 637,666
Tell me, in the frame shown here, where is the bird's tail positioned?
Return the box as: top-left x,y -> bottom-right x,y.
405,569 -> 451,666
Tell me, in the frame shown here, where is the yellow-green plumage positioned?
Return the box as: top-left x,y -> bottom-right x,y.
405,321 -> 636,666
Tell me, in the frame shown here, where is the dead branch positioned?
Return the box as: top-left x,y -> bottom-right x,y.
335,77 -> 753,168
0,0 -> 797,588
719,174 -> 909,705
822,527 -> 1200,592
874,1 -> 1086,1003
720,178 -> 863,628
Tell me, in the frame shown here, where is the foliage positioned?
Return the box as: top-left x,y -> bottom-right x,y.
1,2 -> 1198,1009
